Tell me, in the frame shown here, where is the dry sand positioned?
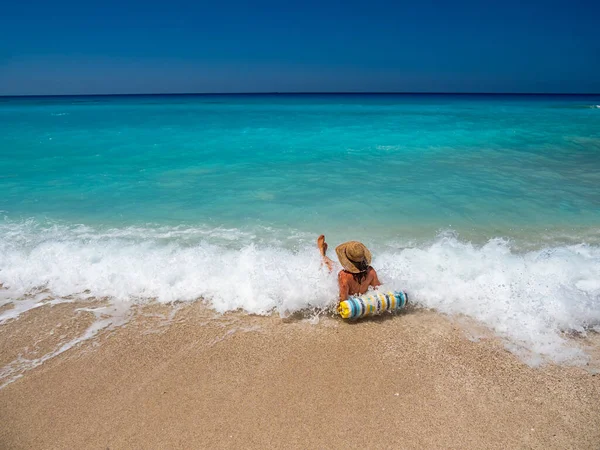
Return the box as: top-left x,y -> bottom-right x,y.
0,303 -> 599,449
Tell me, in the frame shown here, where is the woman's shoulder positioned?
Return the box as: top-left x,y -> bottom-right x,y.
338,267 -> 376,278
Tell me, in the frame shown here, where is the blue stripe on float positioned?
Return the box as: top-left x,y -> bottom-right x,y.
350,298 -> 358,318
359,298 -> 366,317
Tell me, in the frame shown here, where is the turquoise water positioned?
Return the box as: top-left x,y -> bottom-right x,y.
2,94 -> 599,244
1,94 -> 600,364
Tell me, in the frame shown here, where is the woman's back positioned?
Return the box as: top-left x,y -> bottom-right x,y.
338,266 -> 380,300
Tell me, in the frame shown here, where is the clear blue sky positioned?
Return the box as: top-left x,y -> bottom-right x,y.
1,0 -> 598,95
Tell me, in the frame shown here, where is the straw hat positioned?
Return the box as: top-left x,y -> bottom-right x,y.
335,241 -> 372,273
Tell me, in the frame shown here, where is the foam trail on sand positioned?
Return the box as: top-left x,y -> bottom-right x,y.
0,302 -> 131,388
1,222 -> 599,366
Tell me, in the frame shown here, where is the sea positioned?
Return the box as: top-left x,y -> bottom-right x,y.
1,93 -> 599,376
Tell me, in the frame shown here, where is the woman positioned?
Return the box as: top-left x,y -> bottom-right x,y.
317,235 -> 381,305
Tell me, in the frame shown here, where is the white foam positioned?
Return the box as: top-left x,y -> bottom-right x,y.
1,221 -> 599,366
377,233 -> 600,364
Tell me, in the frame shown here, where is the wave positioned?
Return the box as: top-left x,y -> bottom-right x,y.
1,220 -> 599,365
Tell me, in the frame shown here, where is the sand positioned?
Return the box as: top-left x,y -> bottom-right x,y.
0,303 -> 599,450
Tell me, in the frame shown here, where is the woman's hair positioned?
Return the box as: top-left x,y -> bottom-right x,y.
352,260 -> 370,284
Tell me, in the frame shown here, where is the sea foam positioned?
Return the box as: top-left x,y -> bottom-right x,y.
1,221 -> 599,365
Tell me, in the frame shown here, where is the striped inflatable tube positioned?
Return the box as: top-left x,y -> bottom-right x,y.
338,291 -> 408,319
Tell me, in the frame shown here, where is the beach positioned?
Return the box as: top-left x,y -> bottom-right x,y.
1,302 -> 599,449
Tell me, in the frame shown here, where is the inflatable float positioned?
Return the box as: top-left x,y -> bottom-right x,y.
338,291 -> 408,319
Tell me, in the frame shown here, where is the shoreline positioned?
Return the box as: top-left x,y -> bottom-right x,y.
1,303 -> 599,449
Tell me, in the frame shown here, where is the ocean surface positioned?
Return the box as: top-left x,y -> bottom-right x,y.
1,93 -> 600,367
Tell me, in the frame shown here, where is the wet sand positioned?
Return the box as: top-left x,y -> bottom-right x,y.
0,303 -> 599,449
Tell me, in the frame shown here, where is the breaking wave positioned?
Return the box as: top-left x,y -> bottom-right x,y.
1,220 -> 599,366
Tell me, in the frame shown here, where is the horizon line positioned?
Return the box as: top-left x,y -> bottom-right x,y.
2,91 -> 600,99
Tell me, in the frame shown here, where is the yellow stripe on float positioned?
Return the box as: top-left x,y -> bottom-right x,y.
378,293 -> 386,313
